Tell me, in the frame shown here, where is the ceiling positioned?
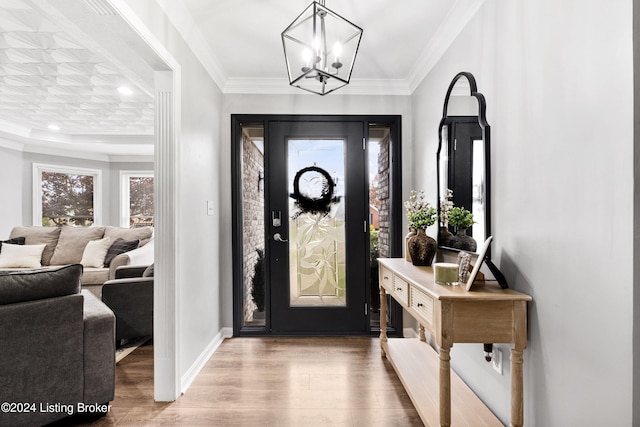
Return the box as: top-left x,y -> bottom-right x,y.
0,0 -> 484,159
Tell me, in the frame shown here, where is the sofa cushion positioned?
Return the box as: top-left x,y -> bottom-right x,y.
104,226 -> 153,245
142,264 -> 154,277
103,238 -> 139,267
0,264 -> 82,305
80,237 -> 112,268
0,237 -> 25,250
49,226 -> 105,265
81,267 -> 109,287
0,243 -> 46,268
10,226 -> 61,266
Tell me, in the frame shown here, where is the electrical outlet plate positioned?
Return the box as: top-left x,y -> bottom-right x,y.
492,349 -> 503,375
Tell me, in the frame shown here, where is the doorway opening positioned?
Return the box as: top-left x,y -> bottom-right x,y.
232,115 -> 403,336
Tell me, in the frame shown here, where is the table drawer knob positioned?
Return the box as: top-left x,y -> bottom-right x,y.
417,303 -> 423,307
396,287 -> 402,291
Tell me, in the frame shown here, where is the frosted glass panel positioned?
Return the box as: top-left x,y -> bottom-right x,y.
288,139 -> 346,307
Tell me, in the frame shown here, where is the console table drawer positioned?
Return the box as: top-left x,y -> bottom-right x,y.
410,286 -> 434,326
393,276 -> 409,305
380,267 -> 392,290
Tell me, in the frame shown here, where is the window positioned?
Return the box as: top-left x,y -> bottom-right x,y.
33,164 -> 102,226
120,172 -> 154,228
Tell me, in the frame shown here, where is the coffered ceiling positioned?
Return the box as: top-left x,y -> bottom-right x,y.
0,0 -> 160,158
0,0 -> 484,158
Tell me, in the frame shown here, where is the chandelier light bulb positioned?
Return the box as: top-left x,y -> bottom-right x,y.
333,42 -> 342,60
302,48 -> 313,72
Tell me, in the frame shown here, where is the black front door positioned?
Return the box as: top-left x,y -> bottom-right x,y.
268,119 -> 368,334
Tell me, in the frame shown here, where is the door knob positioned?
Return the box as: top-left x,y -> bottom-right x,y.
273,233 -> 289,242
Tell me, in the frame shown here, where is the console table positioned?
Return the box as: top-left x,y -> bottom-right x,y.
378,258 -> 531,427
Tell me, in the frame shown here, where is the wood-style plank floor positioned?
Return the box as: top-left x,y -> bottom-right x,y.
63,337 -> 423,426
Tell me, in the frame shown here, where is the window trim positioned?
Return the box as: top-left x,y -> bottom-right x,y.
33,163 -> 103,226
120,171 -> 154,228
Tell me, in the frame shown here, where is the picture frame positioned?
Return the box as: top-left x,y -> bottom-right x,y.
464,236 -> 493,291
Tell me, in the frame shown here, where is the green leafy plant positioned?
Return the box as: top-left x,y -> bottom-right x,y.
440,188 -> 454,226
404,190 -> 437,230
448,206 -> 475,231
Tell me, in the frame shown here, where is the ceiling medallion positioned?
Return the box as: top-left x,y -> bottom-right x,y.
281,0 -> 363,96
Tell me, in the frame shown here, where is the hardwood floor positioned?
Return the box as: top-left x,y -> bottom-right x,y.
68,337 -> 423,426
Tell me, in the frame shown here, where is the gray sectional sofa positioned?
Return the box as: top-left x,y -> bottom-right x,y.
1,225 -> 153,296
0,264 -> 116,427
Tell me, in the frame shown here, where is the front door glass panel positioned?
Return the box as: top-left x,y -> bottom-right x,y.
288,139 -> 346,307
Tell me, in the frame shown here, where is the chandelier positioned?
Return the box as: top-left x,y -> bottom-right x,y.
281,1 -> 363,95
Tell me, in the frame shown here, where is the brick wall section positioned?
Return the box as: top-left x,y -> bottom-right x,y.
377,134 -> 391,258
242,135 -> 265,323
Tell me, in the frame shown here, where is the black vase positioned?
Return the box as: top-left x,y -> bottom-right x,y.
439,226 -> 454,247
407,229 -> 437,266
450,229 -> 477,252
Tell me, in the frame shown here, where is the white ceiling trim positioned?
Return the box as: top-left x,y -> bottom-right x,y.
151,0 -> 483,96
406,0 -> 486,93
0,137 -> 25,152
0,135 -> 154,163
223,77 -> 412,96
153,0 -> 227,91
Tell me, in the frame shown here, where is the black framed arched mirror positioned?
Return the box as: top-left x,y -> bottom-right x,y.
436,72 -> 490,254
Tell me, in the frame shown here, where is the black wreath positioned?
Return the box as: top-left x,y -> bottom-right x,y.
290,166 -> 339,218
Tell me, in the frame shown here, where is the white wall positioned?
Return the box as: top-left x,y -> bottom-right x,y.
0,146 -> 24,237
221,93 -> 413,326
412,1 -> 633,425
123,0 -> 225,387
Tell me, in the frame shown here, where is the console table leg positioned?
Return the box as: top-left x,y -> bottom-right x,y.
511,348 -> 524,427
379,286 -> 387,357
439,346 -> 451,427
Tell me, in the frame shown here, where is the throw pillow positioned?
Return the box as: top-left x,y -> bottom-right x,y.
0,243 -> 47,268
9,226 -> 61,266
0,237 -> 25,250
104,226 -> 153,244
49,226 -> 105,265
142,264 -> 154,277
103,238 -> 140,267
80,237 -> 111,268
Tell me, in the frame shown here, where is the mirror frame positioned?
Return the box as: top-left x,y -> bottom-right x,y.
436,71 -> 491,253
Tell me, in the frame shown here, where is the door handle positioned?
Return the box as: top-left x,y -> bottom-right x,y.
273,233 -> 289,242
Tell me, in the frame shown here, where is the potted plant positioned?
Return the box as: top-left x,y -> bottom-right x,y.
404,190 -> 438,266
448,207 -> 477,251
250,248 -> 265,320
439,188 -> 455,247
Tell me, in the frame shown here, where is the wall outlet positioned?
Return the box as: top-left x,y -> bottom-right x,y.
492,348 -> 503,375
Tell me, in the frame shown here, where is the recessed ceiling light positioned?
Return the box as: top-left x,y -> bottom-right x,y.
117,86 -> 133,95
48,124 -> 60,131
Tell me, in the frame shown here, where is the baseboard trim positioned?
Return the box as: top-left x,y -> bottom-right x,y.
180,327 -> 233,393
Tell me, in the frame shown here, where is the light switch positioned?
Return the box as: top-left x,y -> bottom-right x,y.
207,200 -> 214,216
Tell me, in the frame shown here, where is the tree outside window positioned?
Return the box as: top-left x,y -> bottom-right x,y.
121,172 -> 154,228
41,172 -> 95,226
128,176 -> 154,228
34,164 -> 102,227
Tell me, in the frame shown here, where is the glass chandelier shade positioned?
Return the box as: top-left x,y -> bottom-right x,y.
281,1 -> 363,95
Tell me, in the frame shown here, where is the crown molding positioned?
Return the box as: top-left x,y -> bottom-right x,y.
223,77 -> 412,96
406,0 -> 486,92
153,0 -> 227,91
